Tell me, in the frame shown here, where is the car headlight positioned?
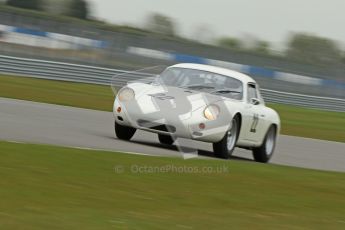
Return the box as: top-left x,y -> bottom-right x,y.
118,87 -> 135,102
203,104 -> 220,120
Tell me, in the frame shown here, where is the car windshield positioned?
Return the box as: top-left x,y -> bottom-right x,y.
156,67 -> 243,100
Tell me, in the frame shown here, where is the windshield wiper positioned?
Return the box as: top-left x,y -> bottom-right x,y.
182,84 -> 215,89
211,89 -> 241,94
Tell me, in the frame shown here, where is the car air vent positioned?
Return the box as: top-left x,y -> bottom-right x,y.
137,119 -> 176,133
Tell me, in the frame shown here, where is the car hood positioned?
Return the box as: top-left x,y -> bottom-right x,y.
131,83 -> 225,109
124,83 -> 226,121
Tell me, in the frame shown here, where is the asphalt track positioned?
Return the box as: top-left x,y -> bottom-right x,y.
0,97 -> 344,172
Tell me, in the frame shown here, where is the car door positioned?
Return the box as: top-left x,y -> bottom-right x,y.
242,83 -> 266,143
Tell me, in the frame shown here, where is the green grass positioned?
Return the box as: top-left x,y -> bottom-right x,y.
0,141 -> 344,229
0,75 -> 114,111
269,104 -> 345,142
0,74 -> 344,142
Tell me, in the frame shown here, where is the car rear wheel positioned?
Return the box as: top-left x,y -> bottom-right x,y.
252,125 -> 276,163
115,121 -> 136,140
158,134 -> 175,145
213,117 -> 240,159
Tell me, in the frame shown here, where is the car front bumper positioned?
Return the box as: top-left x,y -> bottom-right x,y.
113,99 -> 229,143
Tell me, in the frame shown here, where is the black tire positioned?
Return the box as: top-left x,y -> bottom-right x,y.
115,121 -> 136,140
252,125 -> 277,163
213,116 -> 240,159
158,134 -> 175,145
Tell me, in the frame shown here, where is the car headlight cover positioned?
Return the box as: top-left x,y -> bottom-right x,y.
203,104 -> 220,120
118,87 -> 135,102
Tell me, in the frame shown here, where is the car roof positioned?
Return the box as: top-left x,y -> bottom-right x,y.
169,63 -> 256,84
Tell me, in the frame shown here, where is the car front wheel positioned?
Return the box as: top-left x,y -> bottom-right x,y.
115,121 -> 136,140
213,117 -> 240,159
252,125 -> 277,163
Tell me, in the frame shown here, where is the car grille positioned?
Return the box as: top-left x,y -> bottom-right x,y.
137,119 -> 176,133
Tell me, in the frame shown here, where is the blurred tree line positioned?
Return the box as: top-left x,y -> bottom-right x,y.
3,2 -> 345,67
218,33 -> 343,66
145,13 -> 345,67
7,0 -> 42,10
286,34 -> 341,65
146,13 -> 176,36
6,0 -> 89,19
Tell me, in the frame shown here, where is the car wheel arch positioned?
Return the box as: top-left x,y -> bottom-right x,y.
233,112 -> 242,136
257,123 -> 278,146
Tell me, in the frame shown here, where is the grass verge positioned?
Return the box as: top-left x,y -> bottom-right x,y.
0,141 -> 344,229
268,103 -> 345,142
0,74 -> 344,142
0,75 -> 114,110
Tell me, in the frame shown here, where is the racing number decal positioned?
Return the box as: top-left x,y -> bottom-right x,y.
250,114 -> 259,133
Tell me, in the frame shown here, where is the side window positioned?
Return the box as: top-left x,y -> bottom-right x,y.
247,84 -> 258,102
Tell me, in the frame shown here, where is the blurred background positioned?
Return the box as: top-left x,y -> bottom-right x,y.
0,0 -> 344,99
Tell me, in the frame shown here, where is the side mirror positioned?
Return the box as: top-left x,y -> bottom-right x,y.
251,98 -> 260,105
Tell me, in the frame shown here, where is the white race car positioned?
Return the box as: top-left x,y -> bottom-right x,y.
113,63 -> 280,162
